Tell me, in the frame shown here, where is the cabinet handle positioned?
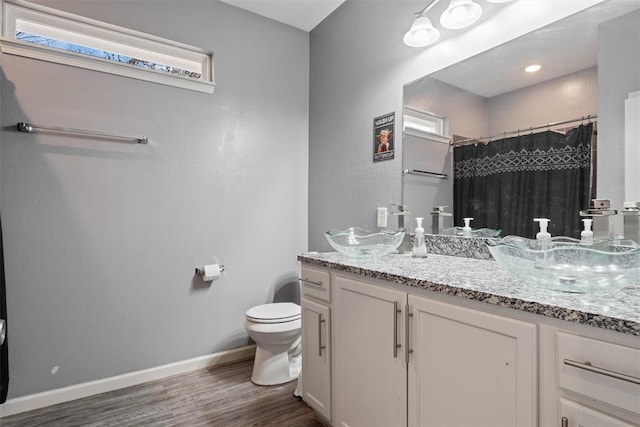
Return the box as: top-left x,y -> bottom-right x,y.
561,416 -> 568,427
393,301 -> 402,358
563,359 -> 640,385
405,304 -> 414,364
299,277 -> 323,287
318,314 -> 326,357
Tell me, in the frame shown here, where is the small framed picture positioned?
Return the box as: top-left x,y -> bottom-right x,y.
373,112 -> 395,162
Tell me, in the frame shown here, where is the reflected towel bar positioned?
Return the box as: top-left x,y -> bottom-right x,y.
403,168 -> 448,179
17,122 -> 148,144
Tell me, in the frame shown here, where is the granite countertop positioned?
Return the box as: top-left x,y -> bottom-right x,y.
298,251 -> 640,336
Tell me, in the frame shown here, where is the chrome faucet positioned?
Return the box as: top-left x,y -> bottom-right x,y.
431,206 -> 452,234
390,204 -> 412,254
621,201 -> 640,243
580,199 -> 618,241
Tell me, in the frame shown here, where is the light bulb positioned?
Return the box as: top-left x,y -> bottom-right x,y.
403,15 -> 440,47
440,0 -> 482,30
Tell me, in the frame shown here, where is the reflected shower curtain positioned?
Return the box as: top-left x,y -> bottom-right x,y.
453,123 -> 593,238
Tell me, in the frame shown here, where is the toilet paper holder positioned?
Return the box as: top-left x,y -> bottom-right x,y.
195,264 -> 225,276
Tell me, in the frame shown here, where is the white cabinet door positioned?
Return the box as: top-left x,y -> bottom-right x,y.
301,297 -> 331,422
407,295 -> 537,427
559,398 -> 637,427
333,275 -> 407,427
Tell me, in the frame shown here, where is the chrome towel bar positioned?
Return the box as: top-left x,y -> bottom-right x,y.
17,122 -> 148,144
403,168 -> 448,179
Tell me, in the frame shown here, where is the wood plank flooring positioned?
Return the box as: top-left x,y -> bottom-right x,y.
0,360 -> 324,426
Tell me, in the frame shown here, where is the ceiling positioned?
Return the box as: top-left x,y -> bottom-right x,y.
432,1 -> 640,98
219,0 -> 346,32
219,1 -> 640,98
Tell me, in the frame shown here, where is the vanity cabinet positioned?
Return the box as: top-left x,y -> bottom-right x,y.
299,252 -> 640,427
408,296 -> 536,427
299,265 -> 332,423
332,273 -> 536,427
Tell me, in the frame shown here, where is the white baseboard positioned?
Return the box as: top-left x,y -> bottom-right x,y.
0,344 -> 255,418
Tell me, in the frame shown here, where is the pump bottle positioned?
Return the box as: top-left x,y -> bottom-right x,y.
533,218 -> 551,249
581,218 -> 593,245
462,217 -> 474,237
412,217 -> 428,258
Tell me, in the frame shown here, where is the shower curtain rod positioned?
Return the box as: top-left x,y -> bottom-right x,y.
17,122 -> 149,144
451,114 -> 597,147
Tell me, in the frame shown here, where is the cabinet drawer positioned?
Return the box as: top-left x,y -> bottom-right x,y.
557,332 -> 640,415
299,265 -> 330,302
559,397 -> 636,427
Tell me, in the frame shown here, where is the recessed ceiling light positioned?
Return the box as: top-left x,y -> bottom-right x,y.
525,64 -> 542,73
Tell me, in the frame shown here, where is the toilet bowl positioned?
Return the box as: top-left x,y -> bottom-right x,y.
245,302 -> 302,385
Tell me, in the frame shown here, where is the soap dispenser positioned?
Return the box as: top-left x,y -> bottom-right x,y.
462,217 -> 473,237
412,217 -> 428,258
581,218 -> 593,245
533,218 -> 551,249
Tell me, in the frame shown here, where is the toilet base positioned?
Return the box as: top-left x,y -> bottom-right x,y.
251,345 -> 301,386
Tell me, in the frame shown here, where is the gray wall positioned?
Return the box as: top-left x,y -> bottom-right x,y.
599,9 -> 640,227
1,0 -> 309,398
488,67 -> 598,135
308,0 -> 600,251
308,1 -> 421,250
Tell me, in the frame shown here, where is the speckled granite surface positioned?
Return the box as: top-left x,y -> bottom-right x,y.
298,252 -> 640,336
423,234 -> 496,259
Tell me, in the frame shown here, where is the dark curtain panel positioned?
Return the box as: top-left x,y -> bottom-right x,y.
0,212 -> 7,403
454,123 -> 593,238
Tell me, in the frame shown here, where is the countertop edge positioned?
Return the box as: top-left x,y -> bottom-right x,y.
298,255 -> 640,336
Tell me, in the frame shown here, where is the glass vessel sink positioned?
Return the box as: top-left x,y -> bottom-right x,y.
442,227 -> 502,238
325,227 -> 405,258
487,236 -> 640,293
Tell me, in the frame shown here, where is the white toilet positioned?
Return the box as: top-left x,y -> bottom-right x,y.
244,302 -> 302,385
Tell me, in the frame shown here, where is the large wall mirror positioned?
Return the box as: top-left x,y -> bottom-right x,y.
402,1 -> 640,239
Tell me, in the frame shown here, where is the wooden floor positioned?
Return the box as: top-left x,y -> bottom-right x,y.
0,360 -> 324,426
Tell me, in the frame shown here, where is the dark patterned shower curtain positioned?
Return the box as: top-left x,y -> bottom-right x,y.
453,123 -> 593,238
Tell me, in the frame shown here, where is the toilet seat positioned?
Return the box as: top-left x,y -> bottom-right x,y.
246,302 -> 301,324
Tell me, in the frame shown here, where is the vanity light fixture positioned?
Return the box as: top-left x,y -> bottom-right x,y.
404,0 -> 442,47
525,64 -> 542,73
405,0 -> 513,47
403,14 -> 441,47
440,0 -> 483,30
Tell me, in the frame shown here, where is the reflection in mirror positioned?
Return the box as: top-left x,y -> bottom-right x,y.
402,2 -> 640,239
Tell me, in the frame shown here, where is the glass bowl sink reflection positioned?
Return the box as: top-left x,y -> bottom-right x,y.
325,227 -> 405,258
487,236 -> 640,293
